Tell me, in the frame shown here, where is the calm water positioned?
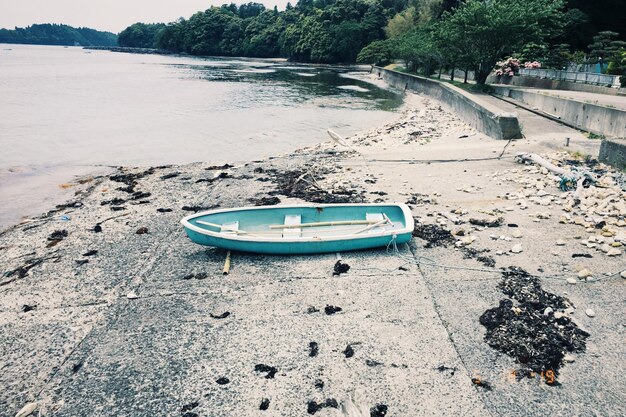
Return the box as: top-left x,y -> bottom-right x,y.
0,44 -> 402,229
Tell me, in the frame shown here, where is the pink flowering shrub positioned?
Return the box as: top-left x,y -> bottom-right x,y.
524,61 -> 541,69
492,57 -> 520,76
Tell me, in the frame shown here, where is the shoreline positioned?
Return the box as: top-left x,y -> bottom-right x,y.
1,89 -> 625,416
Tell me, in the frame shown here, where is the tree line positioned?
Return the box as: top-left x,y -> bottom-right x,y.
117,0 -> 625,83
118,0 -> 407,63
0,24 -> 117,46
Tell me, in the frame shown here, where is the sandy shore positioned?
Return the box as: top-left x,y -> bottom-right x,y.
1,90 -> 625,416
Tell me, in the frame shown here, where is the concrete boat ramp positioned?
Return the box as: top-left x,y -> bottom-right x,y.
1,93 -> 624,417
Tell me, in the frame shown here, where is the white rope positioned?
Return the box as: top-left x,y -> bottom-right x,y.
360,235 -> 624,283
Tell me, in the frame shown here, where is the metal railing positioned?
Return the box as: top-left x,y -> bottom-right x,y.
518,68 -> 620,88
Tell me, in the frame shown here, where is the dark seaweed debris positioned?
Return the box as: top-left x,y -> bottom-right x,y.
182,273 -> 207,280
309,342 -> 319,357
215,377 -> 230,385
72,361 -> 83,373
314,379 -> 324,390
3,254 -> 60,284
307,306 -> 320,314
406,193 -> 437,206
48,230 -> 68,241
436,365 -> 457,375
307,398 -> 338,415
181,402 -> 199,413
343,344 -> 355,358
471,378 -> 492,390
135,227 -> 149,235
412,224 -> 454,247
259,398 -> 270,410
268,168 -> 365,204
333,260 -> 350,276
250,196 -> 281,206
324,305 -> 342,315
254,364 -> 278,379
157,208 -> 173,213
366,359 -> 383,367
370,404 -> 388,417
82,250 -> 98,257
110,168 -> 154,193
206,164 -> 234,170
209,312 -> 230,319
100,198 -> 126,206
572,253 -> 592,258
22,304 -> 36,312
479,267 -> 589,384
469,217 -> 504,228
181,205 -> 220,213
462,247 -> 495,268
160,172 -> 180,180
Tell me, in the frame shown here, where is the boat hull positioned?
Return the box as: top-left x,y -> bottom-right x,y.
181,203 -> 413,255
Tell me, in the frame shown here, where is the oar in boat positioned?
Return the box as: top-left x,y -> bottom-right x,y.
269,219 -> 380,230
353,216 -> 391,235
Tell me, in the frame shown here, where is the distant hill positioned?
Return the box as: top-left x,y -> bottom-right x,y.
0,23 -> 117,46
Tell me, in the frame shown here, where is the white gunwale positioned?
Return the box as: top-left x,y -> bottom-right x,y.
180,203 -> 414,244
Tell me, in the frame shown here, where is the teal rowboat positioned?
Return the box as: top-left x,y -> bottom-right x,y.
180,203 -> 414,254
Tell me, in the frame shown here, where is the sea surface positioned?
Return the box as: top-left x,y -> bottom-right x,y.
0,44 -> 403,229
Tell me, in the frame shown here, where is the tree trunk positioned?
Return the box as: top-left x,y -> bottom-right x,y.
450,66 -> 455,81
464,67 -> 469,84
475,68 -> 489,85
438,66 -> 442,79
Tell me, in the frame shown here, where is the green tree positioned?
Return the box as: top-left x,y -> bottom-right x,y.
118,23 -> 165,48
588,31 -> 626,69
357,39 -> 393,65
436,0 -> 565,84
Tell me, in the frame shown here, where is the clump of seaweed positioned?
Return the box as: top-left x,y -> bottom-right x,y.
479,267 -> 589,384
267,168 -> 365,204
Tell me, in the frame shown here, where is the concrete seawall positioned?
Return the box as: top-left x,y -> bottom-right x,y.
491,86 -> 626,138
488,74 -> 624,96
599,138 -> 626,170
373,67 -> 522,140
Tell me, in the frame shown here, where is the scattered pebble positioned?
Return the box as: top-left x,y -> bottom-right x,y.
566,277 -> 577,285
126,291 -> 139,299
555,239 -> 566,246
511,244 -> 523,253
136,227 -> 149,235
577,269 -> 592,279
563,354 -> 575,363
585,309 -> 596,318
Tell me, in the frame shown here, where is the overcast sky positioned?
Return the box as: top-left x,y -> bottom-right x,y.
0,0 -> 290,33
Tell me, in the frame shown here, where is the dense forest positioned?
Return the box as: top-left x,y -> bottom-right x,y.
0,24 -> 117,46
118,0 -> 625,70
119,0 -> 408,63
